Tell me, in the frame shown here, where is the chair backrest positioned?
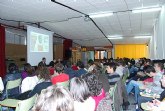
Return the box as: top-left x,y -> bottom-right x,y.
56,81 -> 69,88
6,78 -> 22,98
15,94 -> 37,111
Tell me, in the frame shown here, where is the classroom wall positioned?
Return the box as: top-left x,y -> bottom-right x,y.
115,44 -> 148,59
149,4 -> 165,59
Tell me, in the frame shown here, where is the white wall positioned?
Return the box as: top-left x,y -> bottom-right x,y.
149,4 -> 165,59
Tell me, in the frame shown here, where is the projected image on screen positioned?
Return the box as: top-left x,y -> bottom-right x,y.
30,32 -> 49,52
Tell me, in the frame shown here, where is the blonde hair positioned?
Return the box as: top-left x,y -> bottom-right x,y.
32,85 -> 74,111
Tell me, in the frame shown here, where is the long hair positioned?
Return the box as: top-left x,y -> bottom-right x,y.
32,85 -> 74,111
81,73 -> 103,96
70,77 -> 90,102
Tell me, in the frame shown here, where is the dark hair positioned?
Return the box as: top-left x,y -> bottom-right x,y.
76,61 -> 84,68
155,62 -> 164,70
42,57 -> 46,60
35,67 -> 50,80
88,59 -> 94,66
8,63 -> 18,73
55,63 -> 64,73
66,61 -> 71,68
38,62 -> 45,70
49,61 -> 54,67
70,77 -> 90,102
145,66 -> 156,73
81,73 -> 102,96
25,63 -> 34,76
107,62 -> 117,71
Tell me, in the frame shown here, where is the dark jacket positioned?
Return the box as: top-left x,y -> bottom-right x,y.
76,68 -> 87,77
28,82 -> 52,97
0,73 -> 21,100
64,68 -> 77,79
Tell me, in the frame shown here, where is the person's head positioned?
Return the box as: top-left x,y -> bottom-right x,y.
88,59 -> 94,66
145,66 -> 156,77
76,61 -> 84,69
24,63 -> 34,76
66,61 -> 71,68
42,57 -> 46,63
36,67 -> 50,81
32,85 -> 74,111
106,62 -> 116,73
70,77 -> 90,102
161,75 -> 165,89
81,73 -> 102,96
38,62 -> 45,70
8,63 -> 18,73
154,62 -> 164,72
54,63 -> 64,74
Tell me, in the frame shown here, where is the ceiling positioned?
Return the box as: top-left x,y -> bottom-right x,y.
0,0 -> 165,46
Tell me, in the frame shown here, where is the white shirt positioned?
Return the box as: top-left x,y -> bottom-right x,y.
21,75 -> 39,93
74,97 -> 95,111
115,66 -> 124,77
0,77 -> 4,92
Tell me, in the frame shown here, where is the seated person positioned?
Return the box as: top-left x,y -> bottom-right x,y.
64,61 -> 76,79
127,66 -> 163,103
21,63 -> 32,80
75,61 -> 87,77
106,62 -> 120,86
70,77 -> 95,111
51,63 -> 69,85
0,63 -> 21,100
139,75 -> 165,111
21,64 -> 38,93
72,62 -> 78,70
82,73 -> 105,110
32,85 -> 74,111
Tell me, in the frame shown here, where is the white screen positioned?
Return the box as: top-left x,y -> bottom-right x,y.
27,26 -> 53,66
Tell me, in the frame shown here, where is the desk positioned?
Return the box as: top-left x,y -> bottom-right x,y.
0,99 -> 20,108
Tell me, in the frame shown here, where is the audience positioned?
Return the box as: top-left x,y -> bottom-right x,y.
64,61 -> 76,79
21,63 -> 34,80
70,77 -> 95,111
32,85 -> 74,111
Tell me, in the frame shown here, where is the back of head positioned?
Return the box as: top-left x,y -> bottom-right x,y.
77,61 -> 84,69
33,85 -> 74,111
36,67 -> 50,81
145,65 -> 156,74
8,63 -> 18,73
81,73 -> 102,96
70,77 -> 90,102
88,59 -> 94,66
55,63 -> 64,74
66,61 -> 71,68
24,63 -> 34,76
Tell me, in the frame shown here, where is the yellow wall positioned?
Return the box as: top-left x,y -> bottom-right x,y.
115,44 -> 148,59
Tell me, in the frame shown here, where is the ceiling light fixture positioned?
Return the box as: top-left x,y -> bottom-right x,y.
107,35 -> 123,39
134,36 -> 152,38
132,7 -> 161,13
89,12 -> 113,18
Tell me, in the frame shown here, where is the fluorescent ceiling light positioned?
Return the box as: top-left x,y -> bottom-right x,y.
89,12 -> 113,18
134,36 -> 152,38
107,36 -> 123,39
132,7 -> 161,13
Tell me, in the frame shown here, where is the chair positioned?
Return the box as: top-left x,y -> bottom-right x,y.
56,81 -> 69,88
0,94 -> 37,111
6,78 -> 22,98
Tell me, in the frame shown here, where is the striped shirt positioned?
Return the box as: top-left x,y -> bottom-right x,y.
107,72 -> 120,86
